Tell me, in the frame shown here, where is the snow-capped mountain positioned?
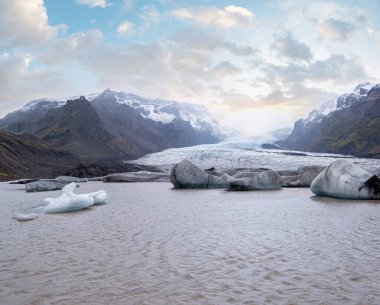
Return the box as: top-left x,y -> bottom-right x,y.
18,93 -> 100,113
278,82 -> 380,158
95,89 -> 220,134
15,89 -> 220,136
303,82 -> 375,125
0,90 -> 222,159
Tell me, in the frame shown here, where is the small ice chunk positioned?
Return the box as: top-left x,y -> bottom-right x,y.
87,190 -> 107,205
43,182 -> 107,213
13,213 -> 38,221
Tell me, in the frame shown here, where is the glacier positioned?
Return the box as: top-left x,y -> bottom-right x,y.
132,141 -> 380,171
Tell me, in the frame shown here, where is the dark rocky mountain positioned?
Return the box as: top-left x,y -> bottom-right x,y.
0,129 -> 77,181
91,91 -> 220,153
278,83 -> 380,158
1,97 -> 141,159
0,90 -> 221,160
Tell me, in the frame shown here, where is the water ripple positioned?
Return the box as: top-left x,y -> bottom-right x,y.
0,182 -> 379,304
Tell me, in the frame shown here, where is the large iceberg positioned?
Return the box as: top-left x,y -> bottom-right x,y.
103,171 -> 169,182
170,159 -> 231,188
25,180 -> 69,192
310,160 -> 380,199
229,170 -> 283,191
43,183 -> 107,213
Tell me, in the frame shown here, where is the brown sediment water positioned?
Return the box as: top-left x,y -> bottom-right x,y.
0,182 -> 379,304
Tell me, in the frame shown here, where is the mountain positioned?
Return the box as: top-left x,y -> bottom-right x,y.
90,90 -> 221,153
278,83 -> 380,158
0,90 -> 222,159
0,129 -> 77,181
0,97 -> 141,159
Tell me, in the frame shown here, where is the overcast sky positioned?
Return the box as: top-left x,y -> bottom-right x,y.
0,0 -> 379,135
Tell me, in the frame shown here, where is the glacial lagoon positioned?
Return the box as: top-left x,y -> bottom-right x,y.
1,182 -> 379,304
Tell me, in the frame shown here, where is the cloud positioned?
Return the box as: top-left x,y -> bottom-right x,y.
262,54 -> 367,86
121,0 -> 134,13
260,84 -> 336,109
117,21 -> 135,35
0,0 -> 62,47
208,61 -> 241,79
76,0 -> 110,8
172,5 -> 254,29
36,26 -> 252,105
138,5 -> 161,31
317,18 -> 356,41
171,29 -> 256,57
0,52 -> 69,115
40,29 -> 103,64
271,33 -> 313,61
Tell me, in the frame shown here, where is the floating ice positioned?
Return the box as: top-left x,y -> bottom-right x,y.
13,213 -> 38,221
43,182 -> 107,213
87,190 -> 107,205
311,160 -> 380,199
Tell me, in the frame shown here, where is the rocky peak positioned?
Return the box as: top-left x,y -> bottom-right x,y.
353,82 -> 375,95
367,85 -> 380,99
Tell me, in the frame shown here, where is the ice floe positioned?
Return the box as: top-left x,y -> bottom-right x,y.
311,160 -> 380,199
13,213 -> 38,221
43,182 -> 107,213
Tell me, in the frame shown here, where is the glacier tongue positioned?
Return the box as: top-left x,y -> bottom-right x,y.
132,141 -> 380,171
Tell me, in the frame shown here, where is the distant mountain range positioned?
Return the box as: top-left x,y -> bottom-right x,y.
0,89 -> 222,160
278,82 -> 380,158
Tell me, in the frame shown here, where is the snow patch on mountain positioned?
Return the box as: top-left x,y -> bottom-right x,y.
15,89 -> 220,135
19,93 -> 99,113
302,82 -> 376,125
94,89 -> 220,132
353,82 -> 374,95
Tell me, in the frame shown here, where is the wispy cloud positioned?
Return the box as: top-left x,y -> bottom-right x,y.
317,18 -> 356,41
117,21 -> 135,35
76,0 -> 110,8
173,5 -> 254,29
271,33 -> 312,61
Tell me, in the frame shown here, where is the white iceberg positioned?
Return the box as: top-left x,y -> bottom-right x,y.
13,213 -> 38,221
310,160 -> 380,199
229,170 -> 283,191
43,182 -> 107,213
87,190 -> 107,205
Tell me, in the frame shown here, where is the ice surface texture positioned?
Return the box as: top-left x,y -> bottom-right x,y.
311,160 -> 380,199
43,183 -> 107,213
170,159 -> 230,189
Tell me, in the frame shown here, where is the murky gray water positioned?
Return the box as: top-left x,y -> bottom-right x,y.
1,182 -> 379,305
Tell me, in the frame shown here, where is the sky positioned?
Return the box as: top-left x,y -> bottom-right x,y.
0,0 -> 379,135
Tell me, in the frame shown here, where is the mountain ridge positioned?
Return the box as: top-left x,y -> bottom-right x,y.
0,90 -> 222,159
278,83 -> 380,158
